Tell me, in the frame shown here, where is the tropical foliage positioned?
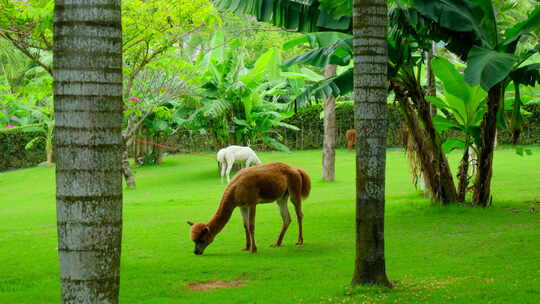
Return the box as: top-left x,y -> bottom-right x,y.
179,34 -> 302,151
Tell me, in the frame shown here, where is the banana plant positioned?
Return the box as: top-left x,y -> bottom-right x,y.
507,60 -> 540,144
412,0 -> 540,206
189,37 -> 302,151
427,57 -> 487,151
426,57 -> 487,202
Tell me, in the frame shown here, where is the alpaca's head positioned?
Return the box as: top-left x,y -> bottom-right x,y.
187,221 -> 214,255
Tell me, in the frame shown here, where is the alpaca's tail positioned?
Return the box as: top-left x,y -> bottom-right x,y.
297,168 -> 311,199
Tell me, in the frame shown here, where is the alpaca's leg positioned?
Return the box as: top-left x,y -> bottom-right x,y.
271,196 -> 291,247
247,205 -> 257,253
240,206 -> 250,251
220,162 -> 226,184
226,159 -> 234,183
291,197 -> 304,245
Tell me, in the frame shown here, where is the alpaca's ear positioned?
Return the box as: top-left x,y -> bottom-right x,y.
187,221 -> 194,226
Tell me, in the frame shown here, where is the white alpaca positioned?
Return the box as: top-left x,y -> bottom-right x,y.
216,145 -> 262,183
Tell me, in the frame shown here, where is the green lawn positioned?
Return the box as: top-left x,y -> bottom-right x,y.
1,148 -> 539,303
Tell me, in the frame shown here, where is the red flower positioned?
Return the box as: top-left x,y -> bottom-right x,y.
129,96 -> 141,102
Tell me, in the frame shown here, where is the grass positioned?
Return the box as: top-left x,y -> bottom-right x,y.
1,147 -> 539,303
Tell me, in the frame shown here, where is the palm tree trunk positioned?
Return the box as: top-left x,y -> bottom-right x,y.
351,0 -> 391,287
322,64 -> 337,182
53,1 -> 123,302
473,83 -> 503,207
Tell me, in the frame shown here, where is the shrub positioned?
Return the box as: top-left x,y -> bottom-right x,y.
0,125 -> 46,172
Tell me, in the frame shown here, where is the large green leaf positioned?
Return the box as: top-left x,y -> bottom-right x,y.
283,37 -> 352,68
413,0 -> 498,49
432,115 -> 461,132
241,48 -> 282,85
509,63 -> 540,87
201,31 -> 225,67
464,46 -> 518,91
425,96 -> 447,109
442,138 -> 465,153
431,57 -> 470,102
430,57 -> 488,127
293,67 -> 353,108
212,0 -> 351,33
502,6 -> 540,47
283,31 -> 351,50
319,0 -> 352,19
282,66 -> 325,82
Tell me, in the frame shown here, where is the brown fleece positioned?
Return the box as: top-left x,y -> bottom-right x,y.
346,129 -> 356,151
189,162 -> 312,253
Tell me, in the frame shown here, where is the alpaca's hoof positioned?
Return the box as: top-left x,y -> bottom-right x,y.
296,241 -> 304,246
241,247 -> 249,251
250,247 -> 258,253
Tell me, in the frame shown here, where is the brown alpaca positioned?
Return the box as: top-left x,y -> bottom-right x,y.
345,129 -> 356,151
187,162 -> 311,255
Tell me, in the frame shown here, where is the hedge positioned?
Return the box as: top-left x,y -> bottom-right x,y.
3,103 -> 539,171
166,102 -> 540,152
499,103 -> 540,145
281,102 -> 405,149
0,125 -> 46,172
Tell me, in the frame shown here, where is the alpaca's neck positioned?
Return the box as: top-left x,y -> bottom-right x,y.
207,189 -> 236,236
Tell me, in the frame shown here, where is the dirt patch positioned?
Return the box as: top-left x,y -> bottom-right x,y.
187,280 -> 245,291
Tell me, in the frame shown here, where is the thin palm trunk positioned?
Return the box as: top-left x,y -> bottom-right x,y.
322,64 -> 337,182
351,0 -> 391,286
54,1 -> 123,302
456,142 -> 471,202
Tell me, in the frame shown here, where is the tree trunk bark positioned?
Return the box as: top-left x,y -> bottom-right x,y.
456,145 -> 470,202
395,85 -> 457,204
53,1 -> 123,302
47,148 -> 53,164
413,89 -> 457,204
121,128 -> 136,188
122,148 -> 136,188
473,83 -> 503,207
398,96 -> 436,195
426,42 -> 437,116
351,0 -> 391,287
322,64 -> 337,182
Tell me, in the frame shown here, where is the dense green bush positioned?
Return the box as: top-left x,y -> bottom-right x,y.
0,125 -> 46,172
